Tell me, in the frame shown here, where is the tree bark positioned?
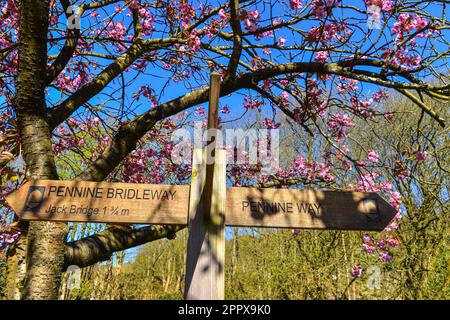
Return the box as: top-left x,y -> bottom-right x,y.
11,0 -> 67,300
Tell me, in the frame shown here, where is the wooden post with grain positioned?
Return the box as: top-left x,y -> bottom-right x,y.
184,73 -> 226,300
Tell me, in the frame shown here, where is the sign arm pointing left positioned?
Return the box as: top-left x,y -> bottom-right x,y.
5,180 -> 190,225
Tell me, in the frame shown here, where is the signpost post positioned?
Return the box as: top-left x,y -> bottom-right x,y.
4,73 -> 397,301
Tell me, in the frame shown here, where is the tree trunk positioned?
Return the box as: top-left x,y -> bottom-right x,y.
5,221 -> 28,299
12,0 -> 67,300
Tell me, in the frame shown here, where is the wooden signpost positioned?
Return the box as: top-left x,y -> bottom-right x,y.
4,73 -> 397,301
6,180 -> 395,231
184,73 -> 226,300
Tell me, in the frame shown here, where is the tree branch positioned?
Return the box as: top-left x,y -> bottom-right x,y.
47,38 -> 179,129
396,89 -> 446,127
251,84 -> 314,136
227,0 -> 243,79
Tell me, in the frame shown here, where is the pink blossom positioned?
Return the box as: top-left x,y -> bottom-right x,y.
262,47 -> 272,55
368,150 -> 379,163
386,236 -> 401,248
218,8 -> 228,21
380,182 -> 392,191
263,118 -> 281,129
392,13 -> 429,44
389,191 -> 402,211
195,106 -> 206,116
357,173 -> 380,192
363,243 -> 376,254
243,95 -> 264,110
327,113 -> 354,138
365,0 -> 394,12
381,0 -> 394,12
312,0 -> 340,19
395,161 -> 410,179
289,0 -> 303,10
138,7 -> 156,36
90,11 -> 100,18
379,251 -> 392,262
221,105 -> 230,114
351,264 -> 363,278
363,235 -> 373,244
384,113 -> 394,120
378,239 -> 387,250
315,50 -> 330,63
104,21 -> 127,41
373,90 -> 389,102
0,231 -> 21,250
415,151 -> 427,161
360,99 -> 373,108
292,155 -> 335,182
248,10 -> 261,20
388,221 -> 399,230
342,159 -> 351,170
308,22 -> 349,44
243,10 -> 260,32
189,35 -> 201,52
277,36 -> 286,47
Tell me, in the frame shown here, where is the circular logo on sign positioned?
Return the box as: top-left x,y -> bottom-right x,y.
23,186 -> 45,212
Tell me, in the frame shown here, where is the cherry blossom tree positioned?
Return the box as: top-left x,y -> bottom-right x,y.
0,0 -> 448,299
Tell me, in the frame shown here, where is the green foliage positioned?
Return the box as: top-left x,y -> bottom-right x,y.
59,217 -> 449,300
118,233 -> 187,300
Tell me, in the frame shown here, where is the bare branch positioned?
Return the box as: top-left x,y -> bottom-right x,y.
227,0 -> 243,79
